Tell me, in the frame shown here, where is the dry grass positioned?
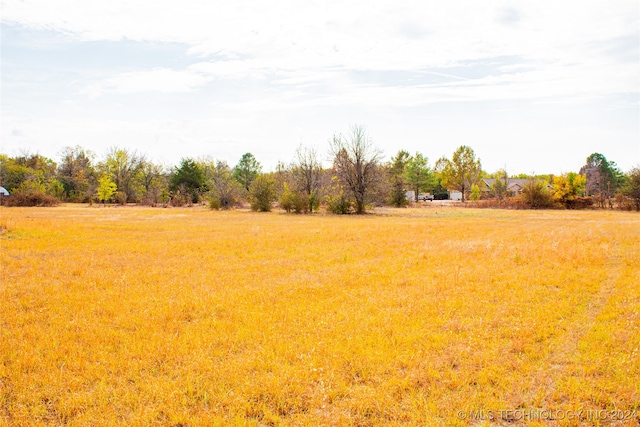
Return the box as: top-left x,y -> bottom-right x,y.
1,205 -> 639,426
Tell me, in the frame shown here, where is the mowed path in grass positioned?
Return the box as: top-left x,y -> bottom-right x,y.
1,205 -> 639,426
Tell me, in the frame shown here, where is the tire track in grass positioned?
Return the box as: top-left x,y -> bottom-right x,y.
513,249 -> 622,426
474,246 -> 624,427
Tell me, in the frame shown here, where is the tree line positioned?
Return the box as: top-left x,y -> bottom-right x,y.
1,125 -> 639,211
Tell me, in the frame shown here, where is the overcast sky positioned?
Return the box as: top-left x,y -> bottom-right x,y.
2,0 -> 639,173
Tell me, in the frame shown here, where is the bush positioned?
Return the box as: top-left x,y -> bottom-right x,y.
308,190 -> 321,213
249,175 -> 276,212
279,183 -> 296,213
4,193 -> 59,207
325,177 -> 353,214
613,193 -> 636,211
326,192 -> 353,214
519,180 -> 555,209
564,196 -> 594,210
114,191 -> 127,206
469,184 -> 481,201
170,191 -> 189,207
279,183 -> 311,214
3,181 -> 59,207
292,192 -> 310,214
208,195 -> 221,210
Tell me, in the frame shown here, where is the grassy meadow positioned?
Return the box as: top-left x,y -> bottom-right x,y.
1,205 -> 639,426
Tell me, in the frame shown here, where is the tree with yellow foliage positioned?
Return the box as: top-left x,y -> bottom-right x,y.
552,172 -> 586,208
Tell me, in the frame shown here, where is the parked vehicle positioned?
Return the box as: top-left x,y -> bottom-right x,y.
417,193 -> 434,201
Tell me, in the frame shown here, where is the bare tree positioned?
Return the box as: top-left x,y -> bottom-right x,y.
204,160 -> 242,209
291,145 -> 322,212
139,161 -> 167,206
57,146 -> 96,202
329,125 -> 383,214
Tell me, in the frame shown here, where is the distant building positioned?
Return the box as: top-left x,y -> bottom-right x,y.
449,191 -> 462,201
481,178 -> 551,196
481,178 -> 527,195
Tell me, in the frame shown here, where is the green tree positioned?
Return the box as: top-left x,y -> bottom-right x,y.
233,153 -> 262,192
0,154 -> 30,192
0,153 -> 63,201
580,153 -> 624,208
387,150 -> 410,207
329,125 -> 383,214
435,145 -> 481,202
249,174 -> 276,212
405,152 -> 434,202
96,175 -> 117,205
170,158 -> 206,204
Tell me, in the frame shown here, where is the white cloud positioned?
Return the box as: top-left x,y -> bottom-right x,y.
2,0 -> 638,172
82,67 -> 211,96
4,1 -> 637,66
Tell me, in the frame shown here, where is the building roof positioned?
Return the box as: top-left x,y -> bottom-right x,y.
482,178 -> 531,190
481,178 -> 552,193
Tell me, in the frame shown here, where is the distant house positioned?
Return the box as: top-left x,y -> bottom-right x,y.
481,178 -> 551,196
482,178 -> 524,195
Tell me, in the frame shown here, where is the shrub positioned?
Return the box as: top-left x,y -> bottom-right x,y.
279,183 -> 296,213
249,175 -> 276,212
114,191 -> 127,206
5,182 -> 60,207
292,192 -> 310,214
324,176 -> 352,214
208,195 -> 221,210
564,196 -> 594,210
326,192 -> 353,214
280,183 -> 312,214
308,190 -> 321,213
519,180 -> 554,209
469,184 -> 481,201
170,191 -> 188,207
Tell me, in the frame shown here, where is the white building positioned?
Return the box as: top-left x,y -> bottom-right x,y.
449,191 -> 462,201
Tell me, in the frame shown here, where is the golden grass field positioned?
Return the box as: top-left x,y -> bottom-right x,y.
1,205 -> 639,426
